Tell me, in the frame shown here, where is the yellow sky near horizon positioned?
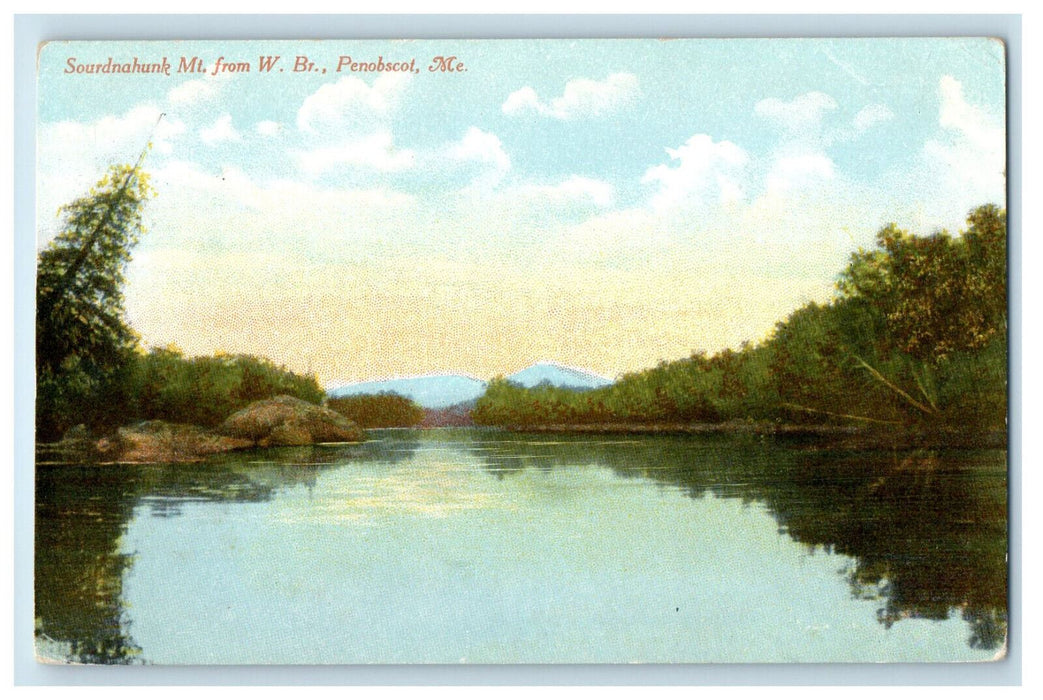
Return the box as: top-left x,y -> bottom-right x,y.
37,40 -> 1005,386
125,240 -> 840,385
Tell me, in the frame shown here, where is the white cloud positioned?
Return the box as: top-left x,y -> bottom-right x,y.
446,127 -> 511,172
169,159 -> 412,209
852,103 -> 894,132
199,114 -> 242,146
297,73 -> 409,135
507,176 -> 616,209
501,87 -> 541,117
291,74 -> 414,179
256,120 -> 281,136
936,75 -> 1004,157
167,79 -> 214,105
820,103 -> 895,145
909,75 -> 1005,231
502,73 -> 639,120
751,92 -> 853,196
36,105 -> 186,242
535,176 -> 614,208
764,153 -> 836,194
433,127 -> 513,194
139,158 -> 417,256
755,92 -> 837,134
758,91 -> 893,148
641,134 -> 749,211
294,131 -> 416,175
40,104 -> 184,161
166,74 -> 229,106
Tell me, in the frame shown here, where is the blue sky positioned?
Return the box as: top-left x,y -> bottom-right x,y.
36,38 -> 1006,384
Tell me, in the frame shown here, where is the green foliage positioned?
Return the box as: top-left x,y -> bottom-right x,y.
932,334 -> 1007,430
36,165 -> 153,440
475,204 -> 1007,435
36,164 -> 330,439
839,205 -> 1007,362
327,393 -> 425,429
133,346 -> 325,428
830,204 -> 1007,428
474,346 -> 777,427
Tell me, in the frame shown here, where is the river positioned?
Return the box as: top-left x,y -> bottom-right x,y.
34,428 -> 1007,664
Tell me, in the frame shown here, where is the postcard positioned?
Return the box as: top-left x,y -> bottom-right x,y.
33,37 -> 1007,665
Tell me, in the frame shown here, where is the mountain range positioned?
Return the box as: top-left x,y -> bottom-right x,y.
326,362 -> 613,409
505,362 -> 613,390
327,374 -> 487,409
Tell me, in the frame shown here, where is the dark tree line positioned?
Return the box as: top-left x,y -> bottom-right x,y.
36,163 -> 1006,441
327,393 -> 425,429
474,205 -> 1007,437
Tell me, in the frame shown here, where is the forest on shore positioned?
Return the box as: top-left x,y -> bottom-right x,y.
35,165 -> 328,442
35,163 -> 1007,444
473,204 -> 1007,440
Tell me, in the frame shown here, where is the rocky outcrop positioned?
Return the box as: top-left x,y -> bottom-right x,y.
219,395 -> 365,446
96,421 -> 254,463
54,396 -> 365,464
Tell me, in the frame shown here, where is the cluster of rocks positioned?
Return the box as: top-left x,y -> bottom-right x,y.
73,395 -> 365,464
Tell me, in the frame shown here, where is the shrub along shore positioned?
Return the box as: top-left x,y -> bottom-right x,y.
487,421 -> 1006,451
35,161 -> 1006,455
473,205 -> 1007,448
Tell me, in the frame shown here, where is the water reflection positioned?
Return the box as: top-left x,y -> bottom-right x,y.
34,431 -> 1006,663
474,433 -> 1007,651
34,439 -> 419,663
35,464 -> 142,663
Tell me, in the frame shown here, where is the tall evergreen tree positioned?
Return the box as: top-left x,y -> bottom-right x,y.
36,164 -> 153,439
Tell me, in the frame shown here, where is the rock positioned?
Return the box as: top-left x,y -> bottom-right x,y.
61,424 -> 90,442
98,421 -> 254,463
268,422 -> 313,446
77,396 -> 364,464
219,395 -> 365,446
39,424 -> 100,462
57,423 -> 95,453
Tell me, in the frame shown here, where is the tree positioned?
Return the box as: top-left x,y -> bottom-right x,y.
135,347 -> 326,427
839,205 -> 1006,364
829,204 -> 1007,426
327,393 -> 425,429
36,164 -> 153,439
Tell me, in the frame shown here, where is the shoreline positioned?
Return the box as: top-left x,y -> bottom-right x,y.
36,420 -> 1008,464
491,421 -> 1008,450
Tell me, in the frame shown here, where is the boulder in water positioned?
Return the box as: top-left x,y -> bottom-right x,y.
97,421 -> 254,463
219,395 -> 365,446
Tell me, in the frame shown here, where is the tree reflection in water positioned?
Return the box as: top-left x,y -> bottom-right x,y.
478,433 -> 1007,652
35,463 -> 142,664
35,432 -> 1006,662
34,440 -> 417,664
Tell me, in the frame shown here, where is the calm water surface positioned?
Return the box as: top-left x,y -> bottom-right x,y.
35,429 -> 1007,664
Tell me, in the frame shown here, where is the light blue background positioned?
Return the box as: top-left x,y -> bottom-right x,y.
13,13 -> 1022,686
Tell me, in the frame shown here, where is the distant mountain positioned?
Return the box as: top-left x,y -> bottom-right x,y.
328,363 -> 612,409
506,362 -> 613,391
326,374 -> 488,409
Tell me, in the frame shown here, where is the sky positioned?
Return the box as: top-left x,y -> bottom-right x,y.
35,38 -> 1006,386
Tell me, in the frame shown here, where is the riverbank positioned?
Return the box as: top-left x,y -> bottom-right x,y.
41,395 -> 365,464
497,421 -> 1007,450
